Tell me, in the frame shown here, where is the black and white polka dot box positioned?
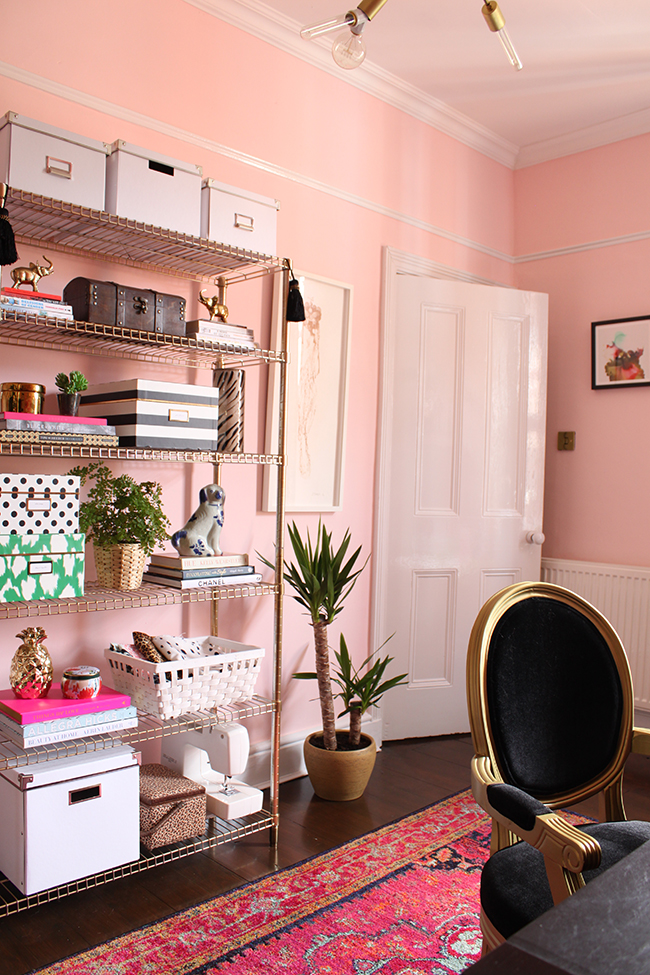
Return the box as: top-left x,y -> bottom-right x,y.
0,474 -> 80,535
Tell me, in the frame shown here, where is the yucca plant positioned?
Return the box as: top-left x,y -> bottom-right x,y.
261,520 -> 367,751
296,634 -> 408,747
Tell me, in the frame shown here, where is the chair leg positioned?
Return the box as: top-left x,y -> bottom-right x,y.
480,909 -> 506,955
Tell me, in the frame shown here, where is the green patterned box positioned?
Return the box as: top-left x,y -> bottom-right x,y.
0,533 -> 85,602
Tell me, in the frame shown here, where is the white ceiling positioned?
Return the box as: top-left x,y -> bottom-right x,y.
215,0 -> 650,167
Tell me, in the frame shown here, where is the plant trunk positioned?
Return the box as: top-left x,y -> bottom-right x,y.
313,619 -> 337,750
349,704 -> 362,747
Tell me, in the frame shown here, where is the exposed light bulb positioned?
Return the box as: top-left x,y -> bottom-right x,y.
495,25 -> 522,70
300,12 -> 355,39
481,1 -> 523,71
332,28 -> 367,69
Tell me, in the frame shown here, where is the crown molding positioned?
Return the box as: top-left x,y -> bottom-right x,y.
516,107 -> 650,170
182,0 -> 519,169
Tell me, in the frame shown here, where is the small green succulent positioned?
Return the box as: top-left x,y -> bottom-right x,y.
55,371 -> 88,394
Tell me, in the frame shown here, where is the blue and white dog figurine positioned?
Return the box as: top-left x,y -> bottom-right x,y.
171,484 -> 225,557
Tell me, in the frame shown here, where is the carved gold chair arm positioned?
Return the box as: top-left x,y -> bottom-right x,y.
471,755 -> 602,906
632,727 -> 650,754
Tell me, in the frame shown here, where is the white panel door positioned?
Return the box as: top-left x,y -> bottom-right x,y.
374,267 -> 548,739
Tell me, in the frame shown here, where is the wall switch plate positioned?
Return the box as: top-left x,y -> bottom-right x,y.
558,431 -> 576,450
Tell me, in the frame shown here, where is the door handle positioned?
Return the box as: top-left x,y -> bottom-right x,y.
526,532 -> 545,545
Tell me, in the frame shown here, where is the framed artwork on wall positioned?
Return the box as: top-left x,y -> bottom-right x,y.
263,272 -> 352,512
592,315 -> 650,389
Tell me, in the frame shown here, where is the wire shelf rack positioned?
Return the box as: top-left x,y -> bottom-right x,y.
0,440 -> 283,464
7,188 -> 286,284
0,580 -> 280,620
0,308 -> 285,369
0,697 -> 276,770
0,808 -> 273,916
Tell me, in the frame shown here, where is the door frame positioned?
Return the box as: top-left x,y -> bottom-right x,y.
371,247 -> 512,745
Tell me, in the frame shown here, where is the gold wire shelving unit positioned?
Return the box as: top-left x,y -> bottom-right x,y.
0,188 -> 290,914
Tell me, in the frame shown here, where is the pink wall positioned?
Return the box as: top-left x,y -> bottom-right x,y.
0,0 -> 515,744
515,134 -> 650,566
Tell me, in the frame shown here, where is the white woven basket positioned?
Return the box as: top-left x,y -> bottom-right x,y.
104,640 -> 265,719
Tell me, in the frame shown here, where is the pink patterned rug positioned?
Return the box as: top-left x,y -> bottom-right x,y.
36,790 -> 491,975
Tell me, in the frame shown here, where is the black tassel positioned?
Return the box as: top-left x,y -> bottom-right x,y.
0,183 -> 18,267
286,277 -> 305,322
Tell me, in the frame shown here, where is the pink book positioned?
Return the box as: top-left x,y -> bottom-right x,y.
0,684 -> 131,724
0,412 -> 107,426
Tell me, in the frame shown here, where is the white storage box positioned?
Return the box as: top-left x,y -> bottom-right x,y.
0,473 -> 79,534
201,178 -> 279,255
0,112 -> 108,209
106,140 -> 202,237
79,379 -> 219,450
0,745 -> 139,895
105,640 -> 265,719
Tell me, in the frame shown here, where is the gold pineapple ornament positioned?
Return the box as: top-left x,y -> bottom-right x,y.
10,627 -> 53,699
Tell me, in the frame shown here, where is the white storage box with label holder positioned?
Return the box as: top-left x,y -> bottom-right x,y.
78,379 -> 219,450
201,179 -> 279,255
0,473 -> 79,535
0,745 -> 140,895
105,639 -> 265,719
0,112 -> 108,210
106,140 -> 202,237
0,532 -> 84,603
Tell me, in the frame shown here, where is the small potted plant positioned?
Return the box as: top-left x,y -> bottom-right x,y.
55,371 -> 88,416
295,633 -> 407,800
69,462 -> 170,590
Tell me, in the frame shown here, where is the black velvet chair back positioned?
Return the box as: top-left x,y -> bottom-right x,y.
468,583 -> 634,807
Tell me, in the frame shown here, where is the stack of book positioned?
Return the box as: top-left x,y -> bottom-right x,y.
0,411 -> 119,447
0,684 -> 137,749
143,552 -> 263,589
185,319 -> 257,350
1,288 -> 74,322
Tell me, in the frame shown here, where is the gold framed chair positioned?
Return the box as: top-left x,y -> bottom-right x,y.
466,581 -> 650,953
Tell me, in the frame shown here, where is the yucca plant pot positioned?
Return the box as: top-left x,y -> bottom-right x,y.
94,543 -> 147,591
303,731 -> 376,801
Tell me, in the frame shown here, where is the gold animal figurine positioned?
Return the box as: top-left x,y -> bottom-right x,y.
10,255 -> 54,292
199,276 -> 229,322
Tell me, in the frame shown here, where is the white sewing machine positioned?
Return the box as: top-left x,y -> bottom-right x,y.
160,722 -> 263,820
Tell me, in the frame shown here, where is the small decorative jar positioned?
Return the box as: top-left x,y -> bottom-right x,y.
61,666 -> 102,700
1,382 -> 45,414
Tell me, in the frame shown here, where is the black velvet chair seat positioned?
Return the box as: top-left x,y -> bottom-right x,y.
482,822 -> 650,939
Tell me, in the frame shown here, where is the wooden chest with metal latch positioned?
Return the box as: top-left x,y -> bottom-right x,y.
62,277 -> 186,335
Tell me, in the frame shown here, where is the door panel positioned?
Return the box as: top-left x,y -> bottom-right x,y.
374,268 -> 548,739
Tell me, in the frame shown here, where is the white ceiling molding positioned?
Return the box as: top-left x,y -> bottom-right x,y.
182,0 -> 519,170
186,0 -> 650,172
516,106 -> 650,170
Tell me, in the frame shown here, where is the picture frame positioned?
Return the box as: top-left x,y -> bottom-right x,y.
263,272 -> 352,512
592,315 -> 650,389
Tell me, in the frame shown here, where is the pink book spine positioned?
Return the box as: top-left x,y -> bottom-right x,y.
0,412 -> 107,426
0,684 -> 131,724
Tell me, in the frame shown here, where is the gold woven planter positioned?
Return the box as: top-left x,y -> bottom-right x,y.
303,732 -> 376,801
94,543 -> 147,591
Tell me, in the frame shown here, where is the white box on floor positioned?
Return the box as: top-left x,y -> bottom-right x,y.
201,178 -> 279,255
106,140 -> 202,237
0,112 -> 108,209
0,745 -> 139,895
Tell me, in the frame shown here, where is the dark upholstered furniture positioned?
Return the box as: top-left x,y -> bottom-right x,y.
466,582 -> 650,954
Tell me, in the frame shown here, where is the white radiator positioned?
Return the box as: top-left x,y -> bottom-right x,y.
541,558 -> 650,714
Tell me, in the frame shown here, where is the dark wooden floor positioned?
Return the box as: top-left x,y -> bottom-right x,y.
2,735 -> 650,975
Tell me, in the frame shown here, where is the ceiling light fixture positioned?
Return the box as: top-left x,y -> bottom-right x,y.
301,1 -> 522,72
300,0 -> 389,70
481,1 -> 522,70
